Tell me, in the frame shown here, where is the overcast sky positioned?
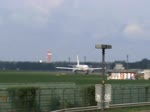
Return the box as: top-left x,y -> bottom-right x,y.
0,0 -> 150,62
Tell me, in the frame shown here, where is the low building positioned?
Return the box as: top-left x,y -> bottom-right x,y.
107,70 -> 137,80
113,63 -> 125,70
107,63 -> 137,80
141,70 -> 150,80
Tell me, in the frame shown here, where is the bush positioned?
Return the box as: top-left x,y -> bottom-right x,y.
49,96 -> 61,111
83,86 -> 96,106
8,87 -> 39,112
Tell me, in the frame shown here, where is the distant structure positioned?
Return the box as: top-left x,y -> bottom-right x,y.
141,70 -> 150,80
107,70 -> 136,80
107,64 -> 136,80
84,56 -> 86,63
126,54 -> 129,70
47,51 -> 52,63
114,63 -> 125,70
68,57 -> 71,63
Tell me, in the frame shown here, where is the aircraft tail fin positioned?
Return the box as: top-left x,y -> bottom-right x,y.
77,55 -> 80,65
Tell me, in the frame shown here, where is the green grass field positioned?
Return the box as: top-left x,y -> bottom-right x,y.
0,71 -> 101,84
0,71 -> 149,85
0,71 -> 149,112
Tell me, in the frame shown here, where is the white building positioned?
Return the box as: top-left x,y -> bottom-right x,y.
107,71 -> 136,80
114,64 -> 125,70
142,70 -> 150,80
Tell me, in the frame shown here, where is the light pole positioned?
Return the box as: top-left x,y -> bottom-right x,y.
126,54 -> 129,70
95,44 -> 112,112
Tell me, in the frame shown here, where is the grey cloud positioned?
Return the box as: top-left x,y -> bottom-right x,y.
0,0 -> 150,61
0,0 -> 64,27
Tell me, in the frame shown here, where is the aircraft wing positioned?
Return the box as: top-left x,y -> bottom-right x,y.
89,68 -> 102,70
56,67 -> 76,70
88,67 -> 102,72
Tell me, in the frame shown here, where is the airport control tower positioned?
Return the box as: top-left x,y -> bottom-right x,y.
47,51 -> 52,63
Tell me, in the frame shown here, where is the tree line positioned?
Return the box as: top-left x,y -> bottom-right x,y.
0,58 -> 149,71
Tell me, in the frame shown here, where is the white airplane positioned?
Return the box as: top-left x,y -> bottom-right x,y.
56,56 -> 102,74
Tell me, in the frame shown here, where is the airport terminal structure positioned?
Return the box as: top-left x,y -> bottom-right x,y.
107,64 -> 150,80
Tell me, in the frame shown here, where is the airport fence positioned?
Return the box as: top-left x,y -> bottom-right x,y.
0,84 -> 149,112
111,84 -> 150,104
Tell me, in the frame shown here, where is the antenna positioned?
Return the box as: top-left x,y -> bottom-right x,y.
68,57 -> 71,63
126,54 -> 129,70
84,56 -> 86,63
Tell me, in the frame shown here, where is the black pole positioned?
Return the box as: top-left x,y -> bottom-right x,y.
95,44 -> 112,112
101,48 -> 105,112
